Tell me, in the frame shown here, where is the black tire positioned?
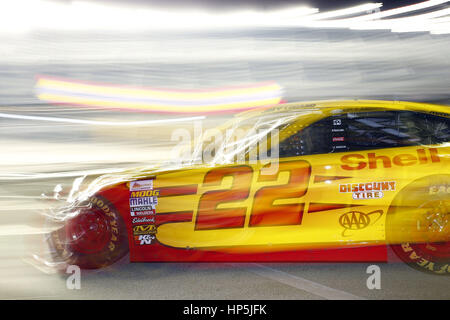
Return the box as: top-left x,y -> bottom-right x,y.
48,195 -> 129,269
387,174 -> 449,275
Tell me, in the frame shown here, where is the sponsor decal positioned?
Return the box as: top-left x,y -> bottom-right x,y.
133,224 -> 157,235
339,181 -> 395,200
132,217 -> 155,224
332,136 -> 345,142
340,148 -> 440,170
130,190 -> 159,197
130,179 -> 153,191
339,210 -> 383,236
134,234 -> 155,245
128,179 -> 160,246
130,196 -> 158,207
131,210 -> 155,217
128,179 -> 159,242
131,206 -> 156,212
429,185 -> 450,195
132,220 -> 158,245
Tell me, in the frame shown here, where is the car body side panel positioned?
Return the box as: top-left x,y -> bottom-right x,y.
91,100 -> 449,262
105,144 -> 448,262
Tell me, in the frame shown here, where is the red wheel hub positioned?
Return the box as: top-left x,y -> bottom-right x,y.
66,208 -> 111,254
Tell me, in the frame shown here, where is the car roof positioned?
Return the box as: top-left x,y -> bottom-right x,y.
236,99 -> 450,121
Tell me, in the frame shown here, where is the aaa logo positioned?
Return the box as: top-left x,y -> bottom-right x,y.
339,210 -> 383,236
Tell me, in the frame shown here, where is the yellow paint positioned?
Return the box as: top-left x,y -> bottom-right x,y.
120,100 -> 450,251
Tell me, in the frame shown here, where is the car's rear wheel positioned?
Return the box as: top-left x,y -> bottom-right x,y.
387,174 -> 449,275
48,195 -> 129,269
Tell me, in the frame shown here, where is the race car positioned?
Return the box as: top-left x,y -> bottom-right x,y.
46,100 -> 450,274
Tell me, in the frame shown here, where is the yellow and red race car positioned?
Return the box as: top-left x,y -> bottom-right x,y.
47,100 -> 450,274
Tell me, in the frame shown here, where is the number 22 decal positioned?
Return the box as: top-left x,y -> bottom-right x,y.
195,160 -> 311,230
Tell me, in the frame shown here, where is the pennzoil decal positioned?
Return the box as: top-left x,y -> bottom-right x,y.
339,210 -> 383,236
339,181 -> 396,200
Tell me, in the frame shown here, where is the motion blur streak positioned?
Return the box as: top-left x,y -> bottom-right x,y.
0,0 -> 318,32
0,112 -> 205,125
0,1 -> 449,33
0,0 -> 449,299
35,76 -> 283,113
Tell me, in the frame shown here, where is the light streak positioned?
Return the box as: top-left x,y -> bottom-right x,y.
0,112 -> 206,126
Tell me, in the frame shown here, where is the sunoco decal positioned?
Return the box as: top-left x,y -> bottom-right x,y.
339,181 -> 396,199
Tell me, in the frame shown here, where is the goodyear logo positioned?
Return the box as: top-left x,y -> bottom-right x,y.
339,210 -> 383,236
133,224 -> 157,235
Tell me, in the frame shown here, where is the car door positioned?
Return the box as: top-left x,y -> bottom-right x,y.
278,109 -> 450,246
